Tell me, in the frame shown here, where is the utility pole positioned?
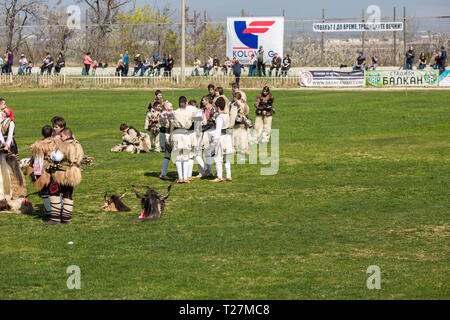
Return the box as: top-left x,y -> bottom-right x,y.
321,9 -> 325,63
204,10 -> 207,62
181,0 -> 186,82
193,10 -> 197,59
403,6 -> 407,58
85,9 -> 88,52
361,8 -> 365,54
393,7 -> 397,65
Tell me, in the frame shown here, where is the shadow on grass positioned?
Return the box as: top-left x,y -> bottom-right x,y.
144,171 -> 177,180
144,171 -> 216,181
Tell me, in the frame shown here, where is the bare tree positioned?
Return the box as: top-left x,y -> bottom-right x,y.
31,5 -> 74,61
81,0 -> 127,61
1,0 -> 43,52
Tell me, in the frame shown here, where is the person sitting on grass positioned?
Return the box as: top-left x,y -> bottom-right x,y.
110,123 -> 150,154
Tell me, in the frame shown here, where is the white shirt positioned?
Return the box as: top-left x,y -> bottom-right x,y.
213,115 -> 224,142
50,149 -> 64,162
0,120 -> 15,147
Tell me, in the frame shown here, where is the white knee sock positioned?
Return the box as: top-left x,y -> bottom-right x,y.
225,162 -> 231,179
183,161 -> 189,180
176,161 -> 183,180
188,159 -> 194,178
161,158 -> 170,176
215,162 -> 223,179
195,155 -> 205,173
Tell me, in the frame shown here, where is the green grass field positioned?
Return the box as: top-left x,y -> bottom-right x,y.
0,88 -> 448,299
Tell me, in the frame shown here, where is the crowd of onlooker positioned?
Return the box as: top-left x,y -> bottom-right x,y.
191,46 -> 291,77
1,45 -> 446,76
114,50 -> 174,77
353,46 -> 447,73
0,50 -> 67,75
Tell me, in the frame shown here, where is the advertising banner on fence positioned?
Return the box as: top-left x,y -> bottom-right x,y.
366,70 -> 439,87
313,22 -> 403,32
439,70 -> 450,86
227,17 -> 284,65
299,70 -> 365,87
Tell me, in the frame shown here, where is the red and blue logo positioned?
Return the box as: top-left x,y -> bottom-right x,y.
233,20 -> 275,49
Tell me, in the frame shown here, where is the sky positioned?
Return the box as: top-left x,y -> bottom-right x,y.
55,0 -> 450,20
53,0 -> 450,32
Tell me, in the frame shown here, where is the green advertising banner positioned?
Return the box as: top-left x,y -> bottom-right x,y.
366,70 -> 439,87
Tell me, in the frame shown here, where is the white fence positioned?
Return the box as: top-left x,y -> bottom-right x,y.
0,73 -> 300,88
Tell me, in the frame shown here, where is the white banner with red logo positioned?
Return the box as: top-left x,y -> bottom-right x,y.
227,17 -> 284,65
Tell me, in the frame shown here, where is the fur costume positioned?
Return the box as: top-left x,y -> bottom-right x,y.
52,138 -> 84,187
28,137 -> 54,190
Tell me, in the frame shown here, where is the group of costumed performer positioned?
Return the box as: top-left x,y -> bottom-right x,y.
153,83 -> 274,183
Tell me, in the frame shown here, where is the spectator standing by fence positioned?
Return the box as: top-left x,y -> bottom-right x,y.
18,54 -> 27,75
232,58 -> 242,85
405,46 -> 415,70
54,52 -> 65,74
83,52 -> 93,75
124,50 -> 129,76
248,52 -> 256,76
257,46 -> 266,76
281,54 -> 291,76
439,47 -> 447,74
6,49 -> 13,74
40,53 -> 54,74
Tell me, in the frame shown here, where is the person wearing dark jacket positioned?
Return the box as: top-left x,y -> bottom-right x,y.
164,54 -> 174,77
54,52 -> 65,74
269,53 -> 282,77
405,46 -> 415,70
232,58 -> 242,85
439,47 -> 447,74
256,46 -> 266,76
281,54 -> 291,77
